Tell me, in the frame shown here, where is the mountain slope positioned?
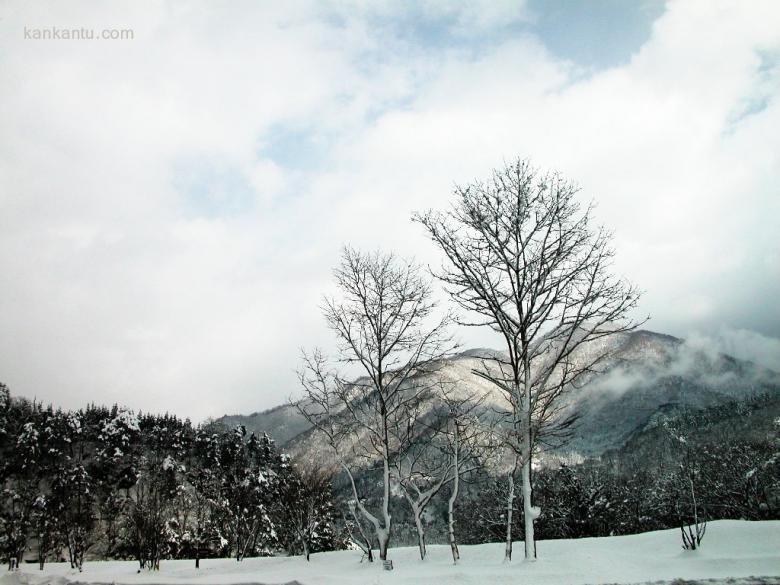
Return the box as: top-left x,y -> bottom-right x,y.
219,330 -> 780,460
218,403 -> 310,446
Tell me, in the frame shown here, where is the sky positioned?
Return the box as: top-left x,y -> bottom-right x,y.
1,0 -> 779,421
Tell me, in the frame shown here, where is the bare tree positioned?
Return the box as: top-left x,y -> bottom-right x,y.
415,159 -> 643,560
437,385 -> 492,564
391,399 -> 452,562
662,419 -> 707,550
296,247 -> 453,562
390,377 -> 490,563
394,437 -> 450,562
344,499 -> 375,562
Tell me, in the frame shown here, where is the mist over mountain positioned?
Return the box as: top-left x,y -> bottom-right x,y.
218,329 -> 780,464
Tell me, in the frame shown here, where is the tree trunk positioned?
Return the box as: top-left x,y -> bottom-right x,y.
380,433 -> 392,561
521,442 -> 540,560
414,509 -> 426,560
521,374 -> 540,561
38,533 -> 46,570
347,500 -> 374,562
377,528 -> 390,561
448,422 -> 460,564
448,485 -> 460,563
505,472 -> 514,562
343,460 -> 387,560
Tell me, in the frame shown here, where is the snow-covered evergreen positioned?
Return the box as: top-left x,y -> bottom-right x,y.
0,389 -> 343,570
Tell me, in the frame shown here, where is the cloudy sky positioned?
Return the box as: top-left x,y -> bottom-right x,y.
1,0 -> 778,421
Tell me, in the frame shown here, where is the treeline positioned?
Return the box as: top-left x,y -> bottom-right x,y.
459,397 -> 780,545
0,383 -> 343,571
2,381 -> 779,571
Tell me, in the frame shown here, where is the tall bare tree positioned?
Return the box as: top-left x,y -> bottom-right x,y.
296,247 -> 453,561
415,159 -> 643,560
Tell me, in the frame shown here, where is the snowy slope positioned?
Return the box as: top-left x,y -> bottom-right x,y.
278,330 -> 780,468
4,520 -> 778,585
219,403 -> 311,446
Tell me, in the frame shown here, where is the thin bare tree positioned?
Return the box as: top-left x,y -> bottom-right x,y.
393,425 -> 451,562
415,158 -> 643,560
392,375 -> 493,563
437,384 -> 492,564
296,247 -> 453,562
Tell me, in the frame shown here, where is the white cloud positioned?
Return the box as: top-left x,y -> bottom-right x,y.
0,0 -> 778,420
693,328 -> 780,373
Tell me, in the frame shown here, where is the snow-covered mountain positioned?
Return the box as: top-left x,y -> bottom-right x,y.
218,330 -> 780,462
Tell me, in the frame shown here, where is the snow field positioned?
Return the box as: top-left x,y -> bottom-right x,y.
2,520 -> 778,585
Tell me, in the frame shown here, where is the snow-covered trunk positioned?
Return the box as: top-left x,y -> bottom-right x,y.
344,464 -> 380,563
347,500 -> 375,562
413,504 -> 426,560
377,527 -> 390,562
378,418 -> 392,561
504,472 -> 514,562
521,453 -> 536,560
448,422 -> 460,564
523,457 -> 540,561
521,361 -> 540,561
302,534 -> 310,562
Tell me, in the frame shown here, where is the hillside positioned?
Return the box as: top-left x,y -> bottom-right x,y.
609,390 -> 780,464
219,329 -> 780,462
218,403 -> 310,446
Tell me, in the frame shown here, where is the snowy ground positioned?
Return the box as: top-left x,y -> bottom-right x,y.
2,520 -> 778,585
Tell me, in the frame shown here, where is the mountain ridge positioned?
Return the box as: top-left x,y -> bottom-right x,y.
217,329 -> 780,460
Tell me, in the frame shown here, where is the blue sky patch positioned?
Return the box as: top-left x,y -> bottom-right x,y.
174,157 -> 256,218
259,123 -> 332,173
526,0 -> 666,70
